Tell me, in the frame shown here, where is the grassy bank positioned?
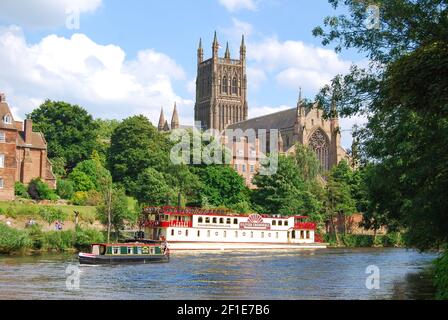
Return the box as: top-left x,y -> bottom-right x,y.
324,233 -> 404,248
0,222 -> 104,254
0,200 -> 97,224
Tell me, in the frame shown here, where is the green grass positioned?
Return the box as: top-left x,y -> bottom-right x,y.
0,200 -> 97,224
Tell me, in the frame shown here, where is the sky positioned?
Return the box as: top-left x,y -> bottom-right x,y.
0,0 -> 368,149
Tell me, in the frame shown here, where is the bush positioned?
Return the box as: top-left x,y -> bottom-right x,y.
74,228 -> 104,250
0,223 -> 31,254
85,190 -> 102,206
28,178 -> 57,200
15,182 -> 30,199
434,250 -> 448,300
39,206 -> 67,225
43,230 -> 75,251
5,206 -> 17,219
26,224 -> 45,249
56,180 -> 74,200
71,191 -> 88,206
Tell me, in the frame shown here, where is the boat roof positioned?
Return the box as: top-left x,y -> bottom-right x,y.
142,206 -> 309,219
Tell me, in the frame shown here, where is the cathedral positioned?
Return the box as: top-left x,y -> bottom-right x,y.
158,33 -> 349,186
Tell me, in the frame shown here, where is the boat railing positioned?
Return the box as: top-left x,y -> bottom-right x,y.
294,222 -> 316,230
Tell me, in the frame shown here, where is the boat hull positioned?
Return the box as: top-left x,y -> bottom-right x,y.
78,253 -> 169,265
166,241 -> 327,251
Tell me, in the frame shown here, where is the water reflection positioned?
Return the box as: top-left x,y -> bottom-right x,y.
0,248 -> 436,300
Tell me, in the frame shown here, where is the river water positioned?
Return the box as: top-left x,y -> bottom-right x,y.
0,248 -> 437,300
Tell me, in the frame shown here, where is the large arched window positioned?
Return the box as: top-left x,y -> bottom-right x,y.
222,76 -> 228,94
232,77 -> 238,95
308,129 -> 330,171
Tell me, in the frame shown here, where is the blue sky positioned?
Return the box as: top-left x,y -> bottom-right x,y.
0,0 -> 367,149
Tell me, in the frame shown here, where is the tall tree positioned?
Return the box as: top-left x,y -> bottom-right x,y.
27,100 -> 99,169
313,0 -> 448,250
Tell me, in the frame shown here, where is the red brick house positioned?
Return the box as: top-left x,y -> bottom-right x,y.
0,93 -> 56,200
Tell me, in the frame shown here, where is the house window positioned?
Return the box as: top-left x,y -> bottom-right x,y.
0,132 -> 5,142
3,114 -> 12,124
250,165 -> 255,173
242,164 -> 246,173
0,178 -> 4,189
0,154 -> 4,168
234,164 -> 238,171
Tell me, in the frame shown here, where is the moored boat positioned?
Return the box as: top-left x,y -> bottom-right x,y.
78,240 -> 169,265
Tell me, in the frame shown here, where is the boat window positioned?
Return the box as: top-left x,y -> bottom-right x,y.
127,247 -> 133,254
178,230 -> 182,235
242,232 -> 246,237
292,230 -> 296,239
306,231 -> 310,239
219,218 -> 224,224
278,221 -> 283,226
112,247 -> 119,255
284,221 -> 288,226
301,231 -> 305,239
235,231 -> 238,238
212,217 -> 217,224
233,218 -> 238,224
261,232 -> 265,238
251,231 -> 254,238
268,233 -> 271,238
99,245 -> 106,255
224,231 -> 227,238
272,220 -> 276,226
92,245 -> 100,255
276,232 -> 279,239
226,218 -> 231,224
171,229 -> 174,236
198,217 -> 203,223
137,247 -> 142,255
197,230 -> 200,237
207,230 -> 210,237
215,232 -> 219,237
205,217 -> 210,223
186,230 -> 189,237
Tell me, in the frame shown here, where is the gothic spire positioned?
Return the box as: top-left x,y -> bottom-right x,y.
171,102 -> 179,130
224,42 -> 230,59
296,87 -> 305,119
212,31 -> 219,57
158,107 -> 165,131
163,120 -> 170,131
197,38 -> 203,64
240,34 -> 246,61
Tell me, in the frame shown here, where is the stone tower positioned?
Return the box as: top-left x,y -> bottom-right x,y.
194,32 -> 248,131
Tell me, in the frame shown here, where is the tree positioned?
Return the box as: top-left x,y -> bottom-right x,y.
314,0 -> 448,250
194,165 -> 251,210
108,115 -> 171,193
27,100 -> 99,169
129,168 -> 176,205
293,144 -> 321,182
68,159 -> 112,192
252,155 -> 322,216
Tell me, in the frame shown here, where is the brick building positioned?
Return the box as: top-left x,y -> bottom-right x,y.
0,93 -> 56,200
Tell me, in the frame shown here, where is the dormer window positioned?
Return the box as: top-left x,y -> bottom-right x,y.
3,114 -> 12,124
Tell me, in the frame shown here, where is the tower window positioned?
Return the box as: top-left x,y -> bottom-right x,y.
222,76 -> 228,94
232,77 -> 238,95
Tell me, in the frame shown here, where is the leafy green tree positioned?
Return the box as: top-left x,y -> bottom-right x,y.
68,159 -> 112,192
27,100 -> 99,169
313,0 -> 448,250
293,144 -> 321,181
14,182 -> 30,199
108,115 -> 171,192
194,165 -> 251,209
253,155 -> 322,216
130,168 -> 176,205
94,119 -> 121,165
28,178 -> 57,201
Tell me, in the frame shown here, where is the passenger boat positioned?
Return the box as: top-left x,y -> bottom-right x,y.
139,206 -> 327,251
78,240 -> 170,264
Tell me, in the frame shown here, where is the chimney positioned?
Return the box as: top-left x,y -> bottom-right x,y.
0,92 -> 5,103
24,119 -> 33,144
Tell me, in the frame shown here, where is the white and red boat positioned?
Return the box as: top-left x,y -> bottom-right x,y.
139,207 -> 327,251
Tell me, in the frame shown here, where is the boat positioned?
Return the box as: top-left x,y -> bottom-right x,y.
139,206 -> 327,251
78,240 -> 170,265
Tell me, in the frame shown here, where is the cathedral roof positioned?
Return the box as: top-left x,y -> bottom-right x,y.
227,107 -> 298,132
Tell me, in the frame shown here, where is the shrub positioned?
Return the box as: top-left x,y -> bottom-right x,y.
28,178 -> 57,200
56,180 -> 74,200
71,191 -> 88,206
434,250 -> 448,300
5,206 -> 17,219
39,206 -> 67,225
74,228 -> 104,250
0,223 -> 31,254
85,190 -> 102,206
26,224 -> 45,249
43,230 -> 75,251
15,182 -> 30,199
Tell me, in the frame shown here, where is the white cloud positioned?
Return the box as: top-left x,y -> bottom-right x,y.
218,0 -> 257,12
221,18 -> 254,42
248,37 -> 352,93
0,25 -> 192,125
0,0 -> 102,28
247,67 -> 267,90
248,104 -> 291,119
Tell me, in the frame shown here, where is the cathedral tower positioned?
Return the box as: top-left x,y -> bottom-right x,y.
194,32 -> 248,131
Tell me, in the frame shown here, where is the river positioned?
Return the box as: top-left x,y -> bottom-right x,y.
0,248 -> 437,300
